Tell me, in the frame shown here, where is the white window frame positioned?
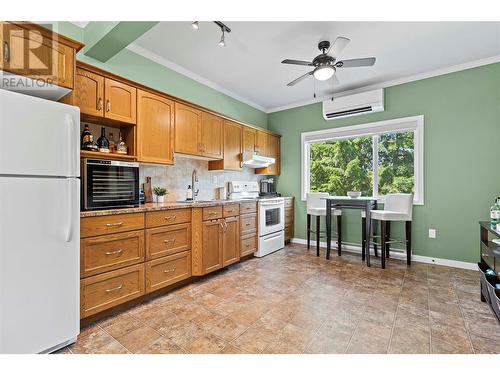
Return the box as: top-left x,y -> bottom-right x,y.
301,115 -> 424,205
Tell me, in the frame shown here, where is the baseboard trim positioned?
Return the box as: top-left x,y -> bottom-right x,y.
290,238 -> 477,271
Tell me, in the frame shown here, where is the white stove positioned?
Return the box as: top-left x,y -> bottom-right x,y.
227,181 -> 285,257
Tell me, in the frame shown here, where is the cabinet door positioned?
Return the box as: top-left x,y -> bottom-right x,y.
137,90 -> 174,164
0,23 -> 75,89
223,120 -> 243,171
202,220 -> 223,274
201,112 -> 223,159
222,216 -> 240,267
174,102 -> 202,155
104,78 -> 137,124
256,134 -> 281,175
73,68 -> 104,117
242,127 -> 257,154
255,130 -> 268,156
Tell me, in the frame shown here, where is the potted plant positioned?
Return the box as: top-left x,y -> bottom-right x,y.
153,186 -> 168,203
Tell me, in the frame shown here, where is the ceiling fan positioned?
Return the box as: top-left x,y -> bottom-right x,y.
282,37 -> 376,87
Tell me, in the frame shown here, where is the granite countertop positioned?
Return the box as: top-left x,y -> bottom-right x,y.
80,199 -> 259,218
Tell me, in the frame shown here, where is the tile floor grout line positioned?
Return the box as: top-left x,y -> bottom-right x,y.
452,278 -> 476,354
425,264 -> 433,354
386,267 -> 406,354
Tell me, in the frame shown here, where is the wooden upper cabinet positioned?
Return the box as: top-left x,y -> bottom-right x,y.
222,216 -> 240,267
202,219 -> 223,274
174,102 -> 202,155
256,133 -> 281,175
200,112 -> 223,159
256,130 -> 268,156
73,68 -> 104,117
137,90 -> 174,165
209,120 -> 242,171
104,78 -> 137,124
0,22 -> 82,89
242,127 -> 257,154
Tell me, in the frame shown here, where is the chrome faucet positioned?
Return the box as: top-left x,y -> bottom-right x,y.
191,169 -> 200,200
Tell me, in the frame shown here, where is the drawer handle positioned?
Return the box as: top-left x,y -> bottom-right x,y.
164,267 -> 176,273
164,238 -> 176,245
3,41 -> 10,63
106,222 -> 124,227
105,284 -> 123,293
105,249 -> 123,256
97,98 -> 103,111
164,215 -> 177,221
245,223 -> 251,226
106,99 -> 111,112
208,211 -> 219,215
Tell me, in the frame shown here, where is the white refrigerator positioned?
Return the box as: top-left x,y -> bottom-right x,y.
0,89 -> 80,353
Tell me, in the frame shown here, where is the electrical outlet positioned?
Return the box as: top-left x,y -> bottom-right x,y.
428,229 -> 437,239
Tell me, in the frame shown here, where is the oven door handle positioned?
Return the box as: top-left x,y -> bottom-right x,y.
260,202 -> 282,207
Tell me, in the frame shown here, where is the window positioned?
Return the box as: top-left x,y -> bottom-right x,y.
301,115 -> 424,204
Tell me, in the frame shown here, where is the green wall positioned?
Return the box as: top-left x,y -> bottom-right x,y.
54,22 -> 268,129
268,63 -> 500,263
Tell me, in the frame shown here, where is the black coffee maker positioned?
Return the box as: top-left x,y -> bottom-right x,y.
259,178 -> 279,197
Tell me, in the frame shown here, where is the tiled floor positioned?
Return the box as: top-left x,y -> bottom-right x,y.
59,244 -> 500,354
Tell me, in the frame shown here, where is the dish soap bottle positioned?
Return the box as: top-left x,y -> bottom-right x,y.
490,196 -> 500,229
186,185 -> 193,201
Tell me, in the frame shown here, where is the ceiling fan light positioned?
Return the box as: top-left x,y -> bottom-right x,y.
191,21 -> 199,30
313,65 -> 335,81
218,31 -> 226,47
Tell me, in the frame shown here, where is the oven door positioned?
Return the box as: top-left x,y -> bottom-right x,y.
83,159 -> 139,210
259,199 -> 285,236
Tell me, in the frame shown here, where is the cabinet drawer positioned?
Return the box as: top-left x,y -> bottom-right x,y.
146,208 -> 191,228
203,206 -> 223,221
240,213 -> 257,235
81,230 -> 145,278
240,201 -> 257,214
81,264 -> 145,318
146,223 -> 191,260
81,213 -> 145,238
146,251 -> 191,293
284,198 -> 294,209
285,208 -> 294,224
241,234 -> 257,257
285,225 -> 293,241
223,204 -> 240,218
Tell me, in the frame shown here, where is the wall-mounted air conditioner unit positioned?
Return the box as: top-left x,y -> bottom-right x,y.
323,89 -> 384,120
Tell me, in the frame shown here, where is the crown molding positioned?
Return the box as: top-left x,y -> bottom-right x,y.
267,54 -> 500,113
126,43 -> 267,112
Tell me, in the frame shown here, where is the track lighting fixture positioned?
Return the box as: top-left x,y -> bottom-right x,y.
218,30 -> 226,47
191,21 -> 231,47
191,21 -> 199,30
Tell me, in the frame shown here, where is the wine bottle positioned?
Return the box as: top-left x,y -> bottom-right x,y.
108,132 -> 117,153
80,124 -> 96,151
97,127 -> 110,153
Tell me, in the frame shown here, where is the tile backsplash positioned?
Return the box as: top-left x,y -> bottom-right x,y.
139,156 -> 262,201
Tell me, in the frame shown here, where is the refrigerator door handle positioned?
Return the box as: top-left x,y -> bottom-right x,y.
66,114 -> 76,177
65,178 -> 74,242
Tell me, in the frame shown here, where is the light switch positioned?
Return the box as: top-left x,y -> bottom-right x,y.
428,229 -> 436,239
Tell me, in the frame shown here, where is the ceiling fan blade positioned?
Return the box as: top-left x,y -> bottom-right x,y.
287,71 -> 313,86
281,59 -> 313,66
328,37 -> 350,58
336,57 -> 376,68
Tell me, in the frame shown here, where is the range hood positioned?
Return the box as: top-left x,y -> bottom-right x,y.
242,153 -> 275,168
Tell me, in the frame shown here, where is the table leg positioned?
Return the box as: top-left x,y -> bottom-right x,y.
365,201 -> 371,267
326,200 -> 332,260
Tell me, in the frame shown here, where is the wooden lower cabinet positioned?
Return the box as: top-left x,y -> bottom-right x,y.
81,264 -> 145,318
202,219 -> 224,273
223,216 -> 240,266
145,251 -> 191,293
146,223 -> 191,260
80,230 -> 145,278
241,233 -> 257,257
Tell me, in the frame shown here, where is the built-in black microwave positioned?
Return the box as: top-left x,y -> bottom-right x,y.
82,158 -> 139,211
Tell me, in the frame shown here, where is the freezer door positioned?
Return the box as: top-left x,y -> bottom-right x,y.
0,89 -> 80,177
0,176 -> 80,353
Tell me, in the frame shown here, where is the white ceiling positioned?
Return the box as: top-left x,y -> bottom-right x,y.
129,22 -> 500,112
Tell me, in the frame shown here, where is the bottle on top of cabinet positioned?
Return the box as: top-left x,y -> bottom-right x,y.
116,131 -> 128,155
108,132 -> 117,153
80,124 -> 97,151
96,127 -> 110,153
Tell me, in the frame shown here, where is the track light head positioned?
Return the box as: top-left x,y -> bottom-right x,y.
191,21 -> 199,30
218,30 -> 226,47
